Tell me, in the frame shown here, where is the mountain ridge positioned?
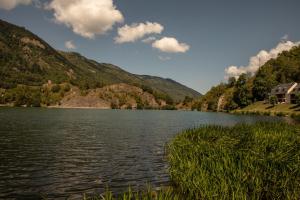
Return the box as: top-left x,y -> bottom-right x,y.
0,19 -> 201,107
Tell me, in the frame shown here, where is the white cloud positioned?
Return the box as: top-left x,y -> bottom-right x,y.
225,41 -> 300,79
158,56 -> 171,61
152,37 -> 190,53
0,0 -> 32,10
142,36 -> 156,44
46,0 -> 124,39
115,22 -> 164,44
65,40 -> 76,49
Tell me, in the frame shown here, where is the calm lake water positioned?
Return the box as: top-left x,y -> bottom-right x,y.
0,108 -> 285,199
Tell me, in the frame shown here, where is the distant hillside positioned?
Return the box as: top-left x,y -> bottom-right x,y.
0,19 -> 201,105
194,44 -> 300,112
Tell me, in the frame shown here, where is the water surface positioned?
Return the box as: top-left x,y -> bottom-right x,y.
0,108 -> 283,199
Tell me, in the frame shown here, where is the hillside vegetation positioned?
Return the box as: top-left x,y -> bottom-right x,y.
194,44 -> 300,113
0,19 -> 200,108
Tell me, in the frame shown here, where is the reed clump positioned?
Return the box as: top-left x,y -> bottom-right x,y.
167,122 -> 300,200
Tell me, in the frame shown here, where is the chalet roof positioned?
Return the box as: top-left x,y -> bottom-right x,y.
271,82 -> 296,94
291,83 -> 300,93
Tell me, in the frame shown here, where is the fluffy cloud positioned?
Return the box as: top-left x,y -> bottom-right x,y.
0,0 -> 32,10
152,37 -> 190,53
47,0 -> 124,39
225,41 -> 300,79
65,40 -> 76,49
115,22 -> 164,43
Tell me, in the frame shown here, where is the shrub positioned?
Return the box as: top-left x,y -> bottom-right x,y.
63,84 -> 71,92
51,84 -> 61,93
110,101 -> 119,109
269,95 -> 278,107
276,112 -> 285,117
161,105 -> 176,110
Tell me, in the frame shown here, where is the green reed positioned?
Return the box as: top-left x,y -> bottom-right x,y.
167,122 -> 300,200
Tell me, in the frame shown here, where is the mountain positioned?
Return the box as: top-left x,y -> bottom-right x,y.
0,19 -> 200,105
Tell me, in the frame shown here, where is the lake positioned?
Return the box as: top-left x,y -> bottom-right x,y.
0,108 -> 285,199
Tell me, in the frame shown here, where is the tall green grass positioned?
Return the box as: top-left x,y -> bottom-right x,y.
167,122 -> 300,199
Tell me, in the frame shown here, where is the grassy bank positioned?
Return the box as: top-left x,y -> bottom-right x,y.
232,101 -> 300,118
87,122 -> 300,200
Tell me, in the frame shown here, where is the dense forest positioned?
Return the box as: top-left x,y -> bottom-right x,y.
193,45 -> 300,111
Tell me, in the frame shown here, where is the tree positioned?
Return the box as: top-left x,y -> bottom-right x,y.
183,96 -> 193,105
252,77 -> 276,101
295,93 -> 300,106
269,95 -> 278,107
233,74 -> 252,108
227,77 -> 236,88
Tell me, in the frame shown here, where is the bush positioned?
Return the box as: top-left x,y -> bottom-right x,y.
10,86 -> 42,107
168,122 -> 300,199
63,84 -> 71,92
51,84 -> 61,93
269,95 -> 278,107
110,101 -> 119,109
276,112 -> 285,117
291,113 -> 300,121
161,105 -> 176,110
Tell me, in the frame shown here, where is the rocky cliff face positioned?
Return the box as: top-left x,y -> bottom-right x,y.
58,83 -> 163,109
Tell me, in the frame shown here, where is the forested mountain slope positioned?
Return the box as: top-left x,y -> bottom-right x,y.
0,19 -> 200,103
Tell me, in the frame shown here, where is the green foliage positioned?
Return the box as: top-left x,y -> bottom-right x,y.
63,84 -> 71,92
183,96 -> 193,105
295,93 -> 300,106
233,74 -> 252,108
2,85 -> 41,107
196,83 -> 227,111
168,122 -> 300,199
224,97 -> 238,110
51,84 -> 61,93
252,67 -> 277,101
141,85 -> 154,94
161,105 -> 177,110
227,77 -> 236,88
269,95 -> 278,107
152,91 -> 174,105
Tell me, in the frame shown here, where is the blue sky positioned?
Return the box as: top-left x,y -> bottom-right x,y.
1,0 -> 300,94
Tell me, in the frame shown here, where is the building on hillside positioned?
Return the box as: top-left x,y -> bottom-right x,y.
270,82 -> 299,104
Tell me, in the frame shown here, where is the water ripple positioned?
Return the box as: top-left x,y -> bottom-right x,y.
0,108 -> 282,199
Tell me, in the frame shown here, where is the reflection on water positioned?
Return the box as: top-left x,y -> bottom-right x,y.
0,108 -> 284,199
